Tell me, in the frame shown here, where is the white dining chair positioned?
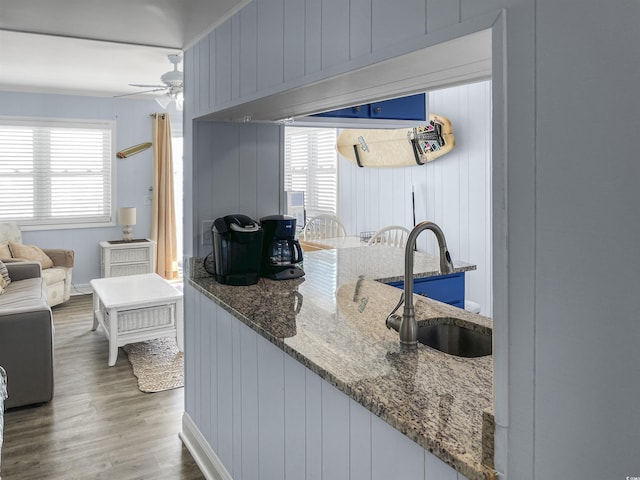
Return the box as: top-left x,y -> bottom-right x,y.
367,225 -> 410,248
302,215 -> 347,240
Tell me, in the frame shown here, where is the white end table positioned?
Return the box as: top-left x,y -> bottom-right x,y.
90,273 -> 183,366
99,239 -> 156,278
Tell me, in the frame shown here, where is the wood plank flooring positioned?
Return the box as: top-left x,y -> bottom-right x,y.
1,294 -> 204,480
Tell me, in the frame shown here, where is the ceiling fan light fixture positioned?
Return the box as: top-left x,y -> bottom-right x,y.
155,94 -> 172,109
123,54 -> 184,107
174,91 -> 184,111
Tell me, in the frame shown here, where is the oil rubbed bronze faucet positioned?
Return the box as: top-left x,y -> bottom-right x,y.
386,221 -> 454,352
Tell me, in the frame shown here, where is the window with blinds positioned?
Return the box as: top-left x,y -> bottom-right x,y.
0,117 -> 115,228
284,127 -> 337,219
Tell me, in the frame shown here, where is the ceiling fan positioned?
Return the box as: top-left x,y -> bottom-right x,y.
117,54 -> 184,110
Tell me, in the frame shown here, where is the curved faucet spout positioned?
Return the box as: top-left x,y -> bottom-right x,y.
398,221 -> 454,352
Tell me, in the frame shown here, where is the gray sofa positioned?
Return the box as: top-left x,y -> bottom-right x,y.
0,262 -> 54,409
1,366 -> 6,474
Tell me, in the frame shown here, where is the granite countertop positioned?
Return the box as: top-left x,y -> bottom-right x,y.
189,246 -> 495,480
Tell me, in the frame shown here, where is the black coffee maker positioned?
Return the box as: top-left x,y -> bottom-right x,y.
212,214 -> 264,285
260,215 -> 305,280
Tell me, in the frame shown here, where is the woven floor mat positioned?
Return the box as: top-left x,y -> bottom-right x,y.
122,337 -> 184,393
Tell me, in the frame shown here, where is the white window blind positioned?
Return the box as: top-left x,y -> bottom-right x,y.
0,117 -> 114,227
284,127 -> 337,219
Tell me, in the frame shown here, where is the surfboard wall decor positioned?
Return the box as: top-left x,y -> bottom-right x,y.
336,114 -> 455,168
116,142 -> 152,159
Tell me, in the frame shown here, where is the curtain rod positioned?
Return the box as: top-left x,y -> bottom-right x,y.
150,113 -> 166,119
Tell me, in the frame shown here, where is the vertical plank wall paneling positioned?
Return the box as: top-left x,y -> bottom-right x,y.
426,0 -> 460,33
256,0 -> 284,91
283,354 -> 307,479
188,41 -> 199,118
321,382 -> 351,480
231,317 -> 243,477
184,285 -> 196,420
304,0 -> 322,77
215,21 -> 233,106
321,0 -> 351,69
337,80 -> 492,315
197,35 -> 209,112
217,308 -> 235,468
210,124 -> 241,217
237,126 -> 259,215
185,284 -> 469,479
349,0 -> 373,59
239,2 -> 258,99
183,3 -> 488,475
194,34 -> 208,113
304,363 -> 323,479
256,126 -> 283,218
182,0 -> 640,476
199,290 -> 213,450
370,414 -> 425,479
188,0 -> 479,118
257,335 -> 286,479
231,15 -> 241,101
371,0 -> 427,51
349,398 -> 373,480
193,122 -> 282,258
284,0 -> 306,82
184,46 -> 196,255
239,317 -> 259,480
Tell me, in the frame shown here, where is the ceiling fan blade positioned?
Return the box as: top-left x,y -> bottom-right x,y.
129,83 -> 166,88
113,88 -> 166,98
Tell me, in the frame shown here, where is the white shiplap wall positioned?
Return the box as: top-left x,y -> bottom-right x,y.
184,0 -> 640,477
183,284 -> 470,480
338,81 -> 492,315
191,121 -> 283,258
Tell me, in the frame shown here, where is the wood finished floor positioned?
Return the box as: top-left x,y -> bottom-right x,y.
1,294 -> 204,480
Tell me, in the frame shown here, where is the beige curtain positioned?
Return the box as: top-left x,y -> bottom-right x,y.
151,113 -> 179,280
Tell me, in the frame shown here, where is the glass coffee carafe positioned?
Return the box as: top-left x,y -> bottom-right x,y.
260,214 -> 305,280
270,238 -> 303,266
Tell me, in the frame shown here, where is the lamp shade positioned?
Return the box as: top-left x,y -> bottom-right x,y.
118,207 -> 136,226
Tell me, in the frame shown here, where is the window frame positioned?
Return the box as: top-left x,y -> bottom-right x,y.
0,115 -> 117,231
284,126 -> 339,221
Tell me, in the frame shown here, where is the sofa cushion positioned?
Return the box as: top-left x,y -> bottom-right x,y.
0,277 -> 48,311
0,275 -> 6,294
8,242 -> 54,269
0,241 -> 10,259
0,259 -> 10,287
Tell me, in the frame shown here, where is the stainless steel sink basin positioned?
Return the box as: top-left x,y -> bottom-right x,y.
417,323 -> 492,357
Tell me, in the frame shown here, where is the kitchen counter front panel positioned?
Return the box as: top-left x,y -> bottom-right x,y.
188,246 -> 494,480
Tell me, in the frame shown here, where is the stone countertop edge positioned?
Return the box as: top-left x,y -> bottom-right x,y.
188,249 -> 495,480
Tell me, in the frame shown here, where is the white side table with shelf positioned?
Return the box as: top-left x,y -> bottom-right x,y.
100,239 -> 156,278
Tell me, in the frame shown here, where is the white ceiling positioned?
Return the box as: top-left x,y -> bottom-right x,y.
0,0 -> 249,98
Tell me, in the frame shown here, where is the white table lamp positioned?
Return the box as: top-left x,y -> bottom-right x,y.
118,207 -> 137,241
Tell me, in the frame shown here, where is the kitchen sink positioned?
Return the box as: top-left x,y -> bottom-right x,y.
417,322 -> 492,357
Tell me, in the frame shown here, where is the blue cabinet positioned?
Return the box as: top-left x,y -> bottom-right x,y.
313,93 -> 426,121
387,272 -> 465,309
370,94 -> 426,120
313,104 -> 370,118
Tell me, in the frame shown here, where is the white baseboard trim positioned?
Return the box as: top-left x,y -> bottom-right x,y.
180,412 -> 233,480
71,283 -> 92,296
